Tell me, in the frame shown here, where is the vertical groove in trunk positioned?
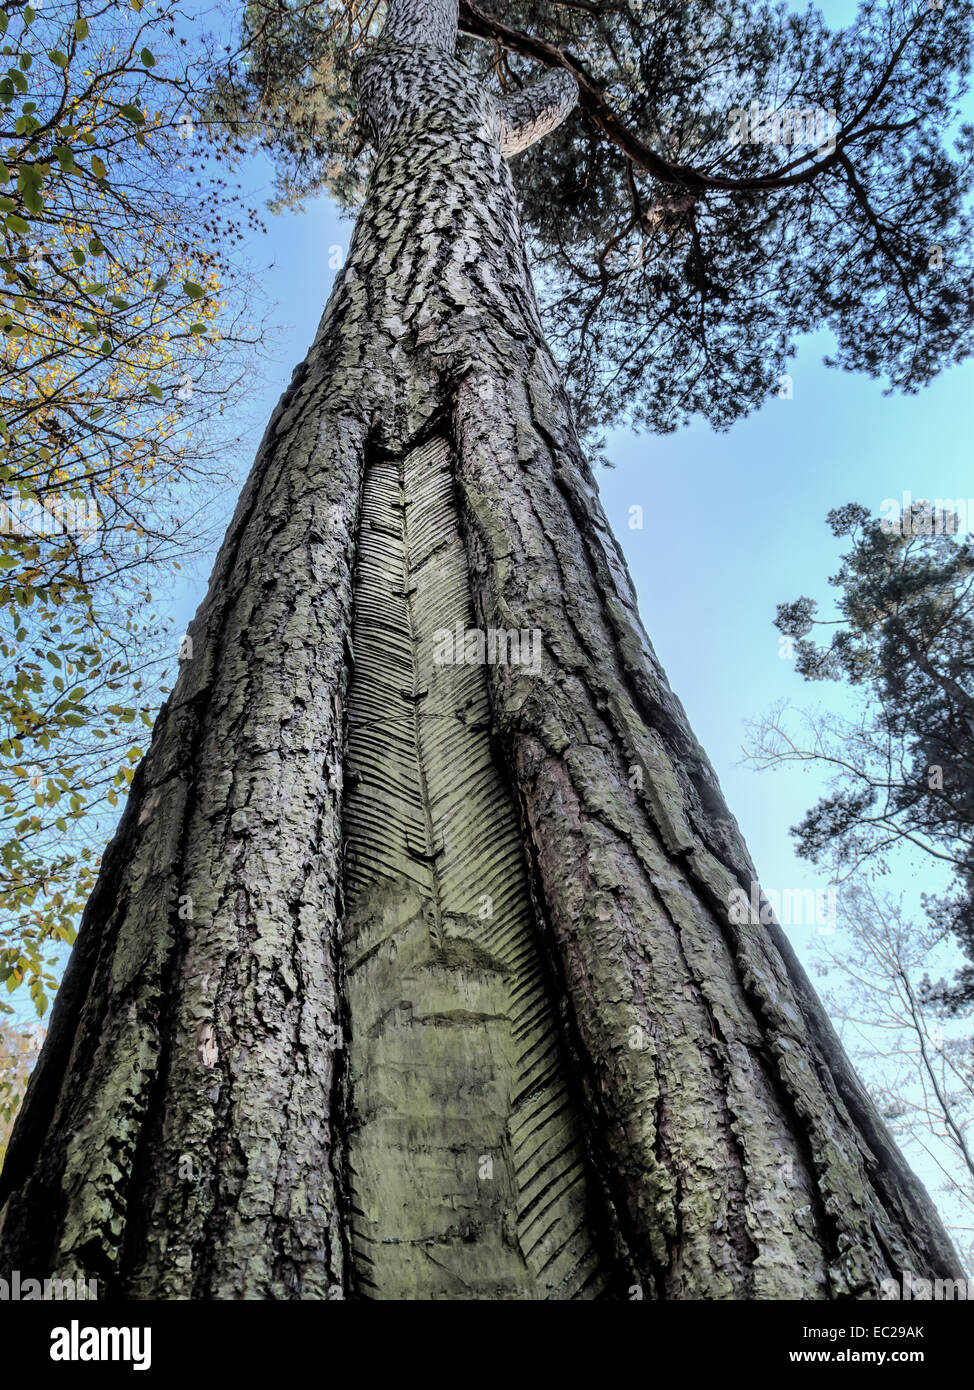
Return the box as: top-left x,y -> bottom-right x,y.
342,436 -> 612,1299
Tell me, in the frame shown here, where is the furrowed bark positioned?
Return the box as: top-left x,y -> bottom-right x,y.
0,336 -> 368,1297
0,0 -> 962,1299
450,364 -> 964,1296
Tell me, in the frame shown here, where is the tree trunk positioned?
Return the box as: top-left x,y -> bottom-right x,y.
0,0 -> 963,1299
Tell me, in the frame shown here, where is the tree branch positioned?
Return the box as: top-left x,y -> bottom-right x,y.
499,69 -> 578,156
458,0 -> 928,195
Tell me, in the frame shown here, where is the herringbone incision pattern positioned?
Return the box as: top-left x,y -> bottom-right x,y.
343,437 -> 607,1299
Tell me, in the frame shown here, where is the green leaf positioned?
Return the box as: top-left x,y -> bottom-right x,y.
5,213 -> 29,235
74,17 -> 89,40
140,49 -> 155,68
48,51 -> 70,70
90,155 -> 106,179
182,281 -> 204,300
119,104 -> 144,126
17,168 -> 43,215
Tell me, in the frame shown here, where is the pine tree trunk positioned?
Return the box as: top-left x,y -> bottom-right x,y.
0,0 -> 963,1299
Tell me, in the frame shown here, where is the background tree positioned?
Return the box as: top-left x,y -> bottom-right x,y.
0,0 -> 266,1025
0,1018 -> 44,1171
809,880 -> 974,1268
750,500 -> 974,1008
212,0 -> 974,436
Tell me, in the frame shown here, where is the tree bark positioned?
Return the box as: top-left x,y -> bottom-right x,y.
0,0 -> 963,1299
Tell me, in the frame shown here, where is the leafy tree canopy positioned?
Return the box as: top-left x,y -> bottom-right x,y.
211,0 -> 974,435
0,0 -> 265,1018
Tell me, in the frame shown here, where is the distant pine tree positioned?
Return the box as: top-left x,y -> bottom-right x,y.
772,500 -> 974,1007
